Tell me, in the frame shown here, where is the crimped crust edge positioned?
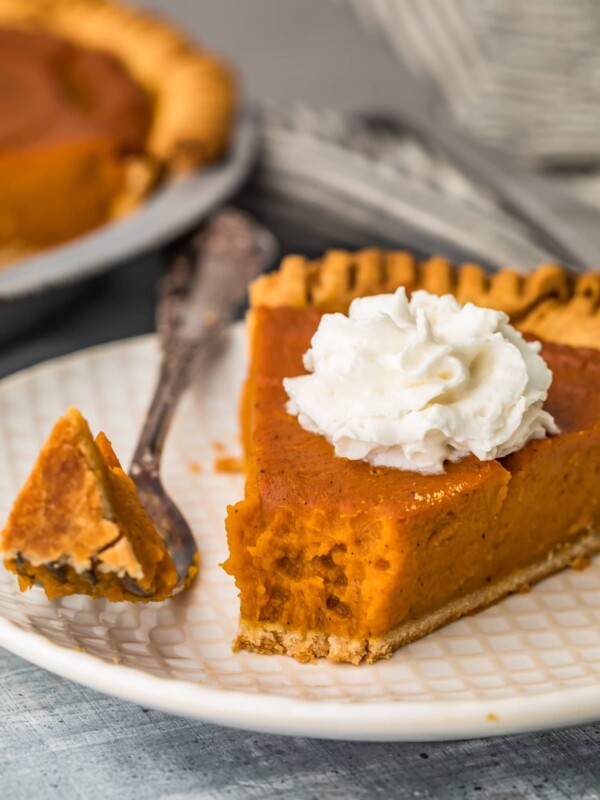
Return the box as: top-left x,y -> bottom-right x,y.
249,250 -> 600,350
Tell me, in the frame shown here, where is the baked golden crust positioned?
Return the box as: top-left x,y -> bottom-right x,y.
0,0 -> 236,171
1,408 -> 178,602
1,408 -> 121,570
250,250 -> 600,350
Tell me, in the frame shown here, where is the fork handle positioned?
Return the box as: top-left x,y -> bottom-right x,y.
130,208 -> 277,477
130,337 -> 210,475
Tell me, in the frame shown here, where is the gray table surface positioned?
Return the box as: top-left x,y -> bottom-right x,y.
3,2 -> 600,798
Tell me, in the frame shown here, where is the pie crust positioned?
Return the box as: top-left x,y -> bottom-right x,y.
1,408 -> 179,601
250,250 -> 600,348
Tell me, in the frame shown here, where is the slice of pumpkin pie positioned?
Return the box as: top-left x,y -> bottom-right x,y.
224,250 -> 600,664
1,407 -> 177,601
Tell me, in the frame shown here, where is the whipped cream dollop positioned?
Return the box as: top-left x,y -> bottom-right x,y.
283,288 -> 558,474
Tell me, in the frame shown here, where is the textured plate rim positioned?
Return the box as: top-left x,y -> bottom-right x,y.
1,334 -> 600,742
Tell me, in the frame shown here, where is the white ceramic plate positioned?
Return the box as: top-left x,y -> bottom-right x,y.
0,114 -> 257,300
1,329 -> 600,741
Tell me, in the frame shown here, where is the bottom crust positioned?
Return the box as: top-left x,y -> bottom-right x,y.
234,528 -> 600,665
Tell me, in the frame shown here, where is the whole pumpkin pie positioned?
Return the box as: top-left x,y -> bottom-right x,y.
224,250 -> 600,664
0,0 -> 235,261
1,408 -> 178,601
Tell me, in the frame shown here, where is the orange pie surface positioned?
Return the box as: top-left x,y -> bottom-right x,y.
224,251 -> 600,663
0,0 -> 235,261
0,26 -> 151,249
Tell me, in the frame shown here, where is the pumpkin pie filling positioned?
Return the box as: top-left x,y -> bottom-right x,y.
0,0 -> 236,260
0,26 -> 152,249
224,252 -> 600,663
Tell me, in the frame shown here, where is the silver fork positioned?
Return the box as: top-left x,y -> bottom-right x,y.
127,208 -> 277,596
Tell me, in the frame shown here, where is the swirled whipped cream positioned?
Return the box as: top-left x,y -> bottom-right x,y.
283,289 -> 558,474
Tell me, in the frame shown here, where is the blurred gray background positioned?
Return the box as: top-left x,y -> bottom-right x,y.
134,0 -> 426,113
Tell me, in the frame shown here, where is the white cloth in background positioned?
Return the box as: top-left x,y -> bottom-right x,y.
336,0 -> 600,166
